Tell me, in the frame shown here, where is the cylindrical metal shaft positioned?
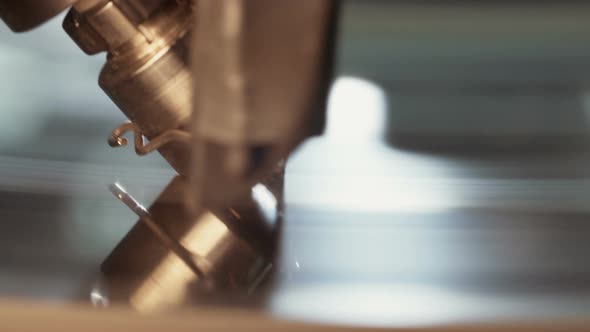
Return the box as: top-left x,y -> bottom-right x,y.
103,177 -> 274,312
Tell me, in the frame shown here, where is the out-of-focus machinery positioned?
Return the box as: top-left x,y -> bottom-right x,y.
0,0 -> 337,311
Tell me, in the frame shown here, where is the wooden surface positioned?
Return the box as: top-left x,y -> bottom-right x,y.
0,300 -> 588,332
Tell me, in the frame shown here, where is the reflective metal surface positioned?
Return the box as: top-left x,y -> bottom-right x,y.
104,178 -> 272,312
64,0 -> 193,175
190,0 -> 337,211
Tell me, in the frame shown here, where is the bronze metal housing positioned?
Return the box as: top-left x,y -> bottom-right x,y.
191,0 -> 337,211
104,177 -> 274,312
64,0 -> 193,175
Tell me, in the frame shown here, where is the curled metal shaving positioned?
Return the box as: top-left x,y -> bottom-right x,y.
108,122 -> 191,155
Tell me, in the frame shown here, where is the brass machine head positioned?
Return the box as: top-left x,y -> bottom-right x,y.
0,0 -> 336,312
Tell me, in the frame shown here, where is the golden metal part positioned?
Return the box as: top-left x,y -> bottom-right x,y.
109,183 -> 206,279
64,0 -> 193,174
190,0 -> 337,211
103,177 -> 272,312
108,122 -> 191,156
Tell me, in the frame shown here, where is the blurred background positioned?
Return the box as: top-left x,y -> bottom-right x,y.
1,0 -> 590,328
0,7 -> 175,300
